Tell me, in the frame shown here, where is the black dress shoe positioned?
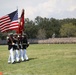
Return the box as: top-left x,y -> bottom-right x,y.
12,61 -> 15,64
17,61 -> 20,63
26,59 -> 29,61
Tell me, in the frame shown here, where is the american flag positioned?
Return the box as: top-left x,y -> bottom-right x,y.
0,10 -> 19,32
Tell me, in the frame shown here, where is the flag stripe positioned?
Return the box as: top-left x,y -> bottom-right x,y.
0,23 -> 19,30
0,22 -> 10,28
1,26 -> 19,32
0,21 -> 19,32
0,16 -> 10,22
0,15 -> 8,20
0,16 -> 11,25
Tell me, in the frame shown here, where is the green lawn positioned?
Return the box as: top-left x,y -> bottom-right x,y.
0,44 -> 76,75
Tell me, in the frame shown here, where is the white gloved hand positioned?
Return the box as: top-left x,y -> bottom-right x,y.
12,43 -> 15,45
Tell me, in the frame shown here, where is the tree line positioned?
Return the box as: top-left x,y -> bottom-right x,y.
25,16 -> 76,39
0,16 -> 76,40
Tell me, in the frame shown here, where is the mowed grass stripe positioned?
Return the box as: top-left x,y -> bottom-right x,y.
0,44 -> 76,75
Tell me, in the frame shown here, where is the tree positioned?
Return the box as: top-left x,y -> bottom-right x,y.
49,18 -> 61,37
25,18 -> 38,38
37,28 -> 46,39
25,17 -> 76,39
60,23 -> 76,37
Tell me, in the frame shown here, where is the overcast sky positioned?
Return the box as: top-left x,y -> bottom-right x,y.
0,0 -> 76,20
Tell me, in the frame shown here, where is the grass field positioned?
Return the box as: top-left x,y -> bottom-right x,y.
0,44 -> 76,75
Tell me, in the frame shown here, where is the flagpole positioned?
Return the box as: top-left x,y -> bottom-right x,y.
22,9 -> 25,35
21,9 -> 25,35
16,6 -> 19,34
16,6 -> 18,11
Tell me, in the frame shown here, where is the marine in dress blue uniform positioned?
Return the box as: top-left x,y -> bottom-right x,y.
13,33 -> 20,62
7,33 -> 15,64
22,34 -> 29,61
18,34 -> 24,61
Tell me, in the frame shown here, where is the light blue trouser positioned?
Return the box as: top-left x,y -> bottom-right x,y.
8,48 -> 14,63
14,50 -> 20,62
20,49 -> 24,61
23,49 -> 28,60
